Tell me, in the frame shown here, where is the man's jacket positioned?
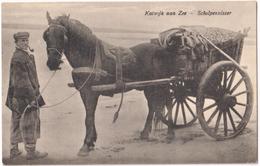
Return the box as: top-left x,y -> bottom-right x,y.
6,48 -> 45,111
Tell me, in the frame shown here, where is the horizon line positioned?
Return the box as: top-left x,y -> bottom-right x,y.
2,22 -> 160,34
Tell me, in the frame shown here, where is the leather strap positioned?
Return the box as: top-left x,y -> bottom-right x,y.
115,55 -> 125,90
94,39 -> 103,81
95,39 -> 124,89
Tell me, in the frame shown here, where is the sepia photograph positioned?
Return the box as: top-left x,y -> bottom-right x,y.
1,1 -> 257,164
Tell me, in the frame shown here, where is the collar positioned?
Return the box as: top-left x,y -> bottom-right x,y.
16,46 -> 32,56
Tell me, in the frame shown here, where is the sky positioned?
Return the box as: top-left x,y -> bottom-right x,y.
1,2 -> 257,34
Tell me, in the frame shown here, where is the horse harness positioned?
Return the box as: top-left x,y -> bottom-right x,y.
47,23 -> 125,91
94,39 -> 125,90
46,23 -> 126,122
93,39 -> 126,123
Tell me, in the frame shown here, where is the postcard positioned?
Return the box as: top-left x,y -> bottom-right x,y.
2,1 -> 257,164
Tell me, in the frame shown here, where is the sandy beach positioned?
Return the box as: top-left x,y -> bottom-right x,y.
2,2 -> 257,164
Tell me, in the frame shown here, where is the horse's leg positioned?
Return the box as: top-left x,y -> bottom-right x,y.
140,90 -> 155,139
154,97 -> 175,141
78,88 -> 99,156
165,94 -> 175,140
142,88 -> 175,140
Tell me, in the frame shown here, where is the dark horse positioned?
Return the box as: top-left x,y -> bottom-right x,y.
43,12 -> 177,156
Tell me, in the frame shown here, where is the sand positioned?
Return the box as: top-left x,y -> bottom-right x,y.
2,25 -> 257,164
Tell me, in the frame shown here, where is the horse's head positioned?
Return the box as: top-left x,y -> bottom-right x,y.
43,12 -> 69,70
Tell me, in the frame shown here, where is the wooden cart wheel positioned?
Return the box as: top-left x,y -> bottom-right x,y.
196,61 -> 253,140
156,80 -> 197,129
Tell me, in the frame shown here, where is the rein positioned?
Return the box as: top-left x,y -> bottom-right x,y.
42,47 -> 125,123
22,46 -> 95,111
31,23 -> 125,123
47,48 -> 64,57
40,48 -> 97,108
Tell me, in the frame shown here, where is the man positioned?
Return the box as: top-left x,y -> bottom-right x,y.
5,32 -> 48,160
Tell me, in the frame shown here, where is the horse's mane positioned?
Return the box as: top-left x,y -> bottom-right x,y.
49,15 -> 99,67
54,15 -> 97,48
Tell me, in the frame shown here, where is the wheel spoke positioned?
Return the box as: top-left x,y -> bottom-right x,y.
232,90 -> 249,97
230,78 -> 244,94
186,97 -> 196,105
226,68 -> 235,82
206,107 -> 219,124
214,111 -> 222,133
202,102 -> 217,112
223,70 -> 227,89
236,102 -> 248,107
196,62 -> 252,140
181,102 -> 187,125
172,99 -> 177,107
227,108 -> 237,132
173,102 -> 180,125
227,69 -> 236,90
183,100 -> 196,118
223,110 -> 228,136
230,106 -> 243,119
169,97 -> 176,104
163,110 -> 170,119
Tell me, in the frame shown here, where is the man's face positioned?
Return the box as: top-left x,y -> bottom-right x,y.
16,38 -> 29,50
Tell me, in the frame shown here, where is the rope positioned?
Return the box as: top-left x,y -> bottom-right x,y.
40,48 -> 97,109
23,41 -> 125,125
20,47 -> 95,111
40,71 -> 56,95
199,34 -> 243,70
45,46 -> 125,123
17,24 -> 124,141
20,97 -> 40,144
19,46 -> 96,141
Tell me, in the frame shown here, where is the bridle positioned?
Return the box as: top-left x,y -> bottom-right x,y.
39,23 -> 97,108
47,47 -> 64,58
46,24 -> 68,59
42,23 -> 125,123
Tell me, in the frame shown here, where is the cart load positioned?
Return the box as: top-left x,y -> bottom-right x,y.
151,26 -> 247,80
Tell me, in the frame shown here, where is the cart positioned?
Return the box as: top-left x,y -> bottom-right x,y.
89,26 -> 253,140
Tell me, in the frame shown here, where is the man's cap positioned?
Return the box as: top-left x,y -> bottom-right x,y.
13,32 -> 30,40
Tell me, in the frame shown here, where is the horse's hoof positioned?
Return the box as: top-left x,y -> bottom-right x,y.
140,131 -> 149,140
166,130 -> 175,141
77,149 -> 89,157
77,145 -> 93,157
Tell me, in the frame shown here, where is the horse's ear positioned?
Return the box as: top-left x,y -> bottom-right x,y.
46,11 -> 52,25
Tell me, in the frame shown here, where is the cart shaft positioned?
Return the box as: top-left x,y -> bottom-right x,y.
91,76 -> 177,92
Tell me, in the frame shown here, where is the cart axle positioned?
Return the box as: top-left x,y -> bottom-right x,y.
219,93 -> 237,109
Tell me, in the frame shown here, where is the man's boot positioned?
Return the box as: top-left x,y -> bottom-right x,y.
25,144 -> 48,160
10,144 -> 22,160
